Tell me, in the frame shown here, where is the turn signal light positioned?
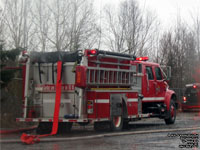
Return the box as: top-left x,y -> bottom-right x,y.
87,100 -> 94,114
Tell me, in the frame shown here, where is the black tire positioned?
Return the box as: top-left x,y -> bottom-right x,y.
94,117 -> 124,132
165,100 -> 176,125
36,122 -> 73,134
58,122 -> 73,133
36,122 -> 52,134
182,109 -> 186,112
110,115 -> 123,131
94,122 -> 110,132
122,120 -> 129,130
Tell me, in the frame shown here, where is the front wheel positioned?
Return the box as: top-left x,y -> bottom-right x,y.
165,100 -> 176,125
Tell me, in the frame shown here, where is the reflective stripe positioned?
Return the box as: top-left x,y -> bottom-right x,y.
94,97 -> 164,103
95,99 -> 109,103
143,97 -> 165,101
43,99 -> 71,103
127,98 -> 138,102
16,118 -> 88,122
96,98 -> 139,103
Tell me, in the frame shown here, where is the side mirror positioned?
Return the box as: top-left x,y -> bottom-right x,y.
161,66 -> 171,81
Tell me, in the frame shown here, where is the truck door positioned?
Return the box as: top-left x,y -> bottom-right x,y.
154,66 -> 166,98
143,66 -> 156,101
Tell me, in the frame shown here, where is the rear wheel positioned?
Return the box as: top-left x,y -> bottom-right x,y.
94,122 -> 110,132
58,122 -> 73,133
122,120 -> 129,130
36,122 -> 73,134
110,115 -> 123,131
165,100 -> 176,125
36,122 -> 52,134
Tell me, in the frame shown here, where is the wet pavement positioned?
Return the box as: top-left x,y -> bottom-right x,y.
1,112 -> 200,150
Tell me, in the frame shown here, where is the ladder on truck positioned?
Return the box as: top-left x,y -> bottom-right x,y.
86,50 -> 138,87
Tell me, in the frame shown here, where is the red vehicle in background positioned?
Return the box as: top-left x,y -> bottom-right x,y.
182,83 -> 200,111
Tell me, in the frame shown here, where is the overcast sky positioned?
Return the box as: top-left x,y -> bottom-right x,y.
94,0 -> 200,28
1,0 -> 200,28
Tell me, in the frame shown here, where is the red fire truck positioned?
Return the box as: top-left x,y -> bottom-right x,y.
17,49 -> 177,133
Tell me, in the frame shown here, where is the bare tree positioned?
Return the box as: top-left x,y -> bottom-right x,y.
104,0 -> 157,55
0,3 -> 5,44
2,0 -> 35,50
44,0 -> 98,51
191,13 -> 200,62
104,4 -> 126,52
158,22 -> 197,88
32,0 -> 51,52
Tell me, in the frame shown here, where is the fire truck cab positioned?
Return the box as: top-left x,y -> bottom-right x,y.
17,49 -> 177,133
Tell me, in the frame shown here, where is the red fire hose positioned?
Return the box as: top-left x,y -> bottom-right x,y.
21,61 -> 63,144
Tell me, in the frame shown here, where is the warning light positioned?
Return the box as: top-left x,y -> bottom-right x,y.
193,85 -> 197,88
136,57 -> 148,61
85,49 -> 98,56
90,49 -> 97,55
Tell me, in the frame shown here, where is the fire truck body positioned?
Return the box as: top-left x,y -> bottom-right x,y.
17,49 -> 177,132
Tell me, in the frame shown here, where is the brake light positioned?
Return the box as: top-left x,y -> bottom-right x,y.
87,100 -> 94,114
183,96 -> 187,103
193,85 -> 197,88
136,56 -> 148,61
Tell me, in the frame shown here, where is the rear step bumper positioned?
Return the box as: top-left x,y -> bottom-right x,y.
16,118 -> 89,123
16,113 -> 157,123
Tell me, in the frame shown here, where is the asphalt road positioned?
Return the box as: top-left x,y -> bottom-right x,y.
1,112 -> 200,150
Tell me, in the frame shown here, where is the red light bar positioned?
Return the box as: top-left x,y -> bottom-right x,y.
136,57 -> 148,61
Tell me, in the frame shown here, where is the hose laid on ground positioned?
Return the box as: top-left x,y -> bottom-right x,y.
0,126 -> 37,134
20,61 -> 63,144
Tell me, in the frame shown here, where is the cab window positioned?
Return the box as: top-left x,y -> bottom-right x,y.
146,66 -> 154,80
155,67 -> 162,80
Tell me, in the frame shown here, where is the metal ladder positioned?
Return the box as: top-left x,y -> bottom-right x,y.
87,54 -> 137,87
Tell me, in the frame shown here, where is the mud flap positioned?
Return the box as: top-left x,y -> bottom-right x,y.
110,94 -> 122,117
138,94 -> 143,115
